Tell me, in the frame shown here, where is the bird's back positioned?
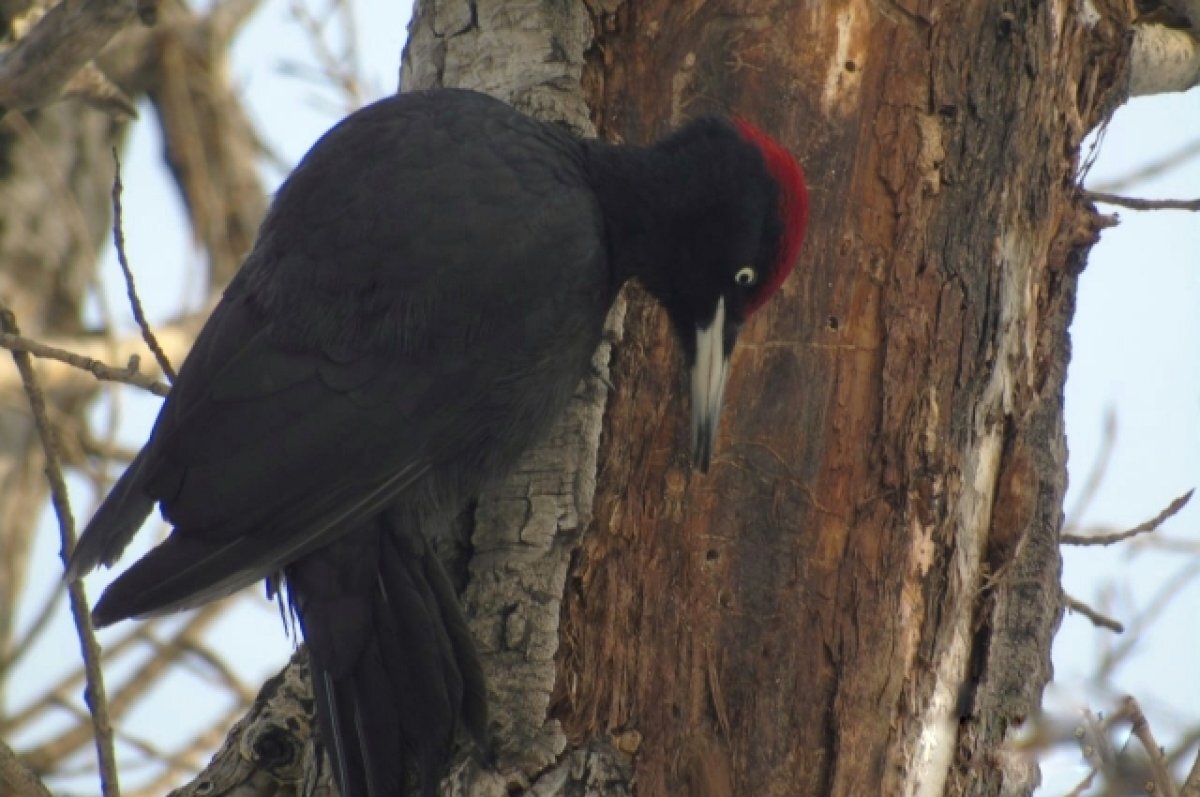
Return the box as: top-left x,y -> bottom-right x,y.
72,89 -> 616,615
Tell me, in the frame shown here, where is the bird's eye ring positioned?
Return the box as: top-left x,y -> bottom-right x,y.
734,267 -> 758,287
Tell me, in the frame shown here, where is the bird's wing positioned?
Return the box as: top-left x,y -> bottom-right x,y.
78,91 -> 610,624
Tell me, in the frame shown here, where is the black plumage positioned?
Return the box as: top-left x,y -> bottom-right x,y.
69,88 -> 808,797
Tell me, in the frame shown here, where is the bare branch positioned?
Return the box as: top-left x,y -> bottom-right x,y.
1062,490 -> 1193,546
0,0 -> 139,113
1063,593 -> 1125,633
1077,708 -> 1119,777
1064,767 -> 1097,797
1084,189 -> 1200,211
0,303 -> 120,797
61,62 -> 137,117
111,149 -> 177,383
0,331 -> 170,396
1130,22 -> 1200,96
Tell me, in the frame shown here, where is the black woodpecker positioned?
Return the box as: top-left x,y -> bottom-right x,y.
67,88 -> 809,797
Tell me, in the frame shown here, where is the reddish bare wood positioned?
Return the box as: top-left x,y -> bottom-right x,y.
559,2 -> 1130,796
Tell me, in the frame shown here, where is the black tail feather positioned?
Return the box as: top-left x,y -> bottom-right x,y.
66,451 -> 155,583
291,514 -> 487,797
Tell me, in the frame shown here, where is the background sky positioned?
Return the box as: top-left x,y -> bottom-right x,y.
7,2 -> 1199,794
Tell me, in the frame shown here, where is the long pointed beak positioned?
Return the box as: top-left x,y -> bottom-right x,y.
691,297 -> 732,473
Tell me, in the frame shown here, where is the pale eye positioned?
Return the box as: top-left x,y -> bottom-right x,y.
734,267 -> 758,287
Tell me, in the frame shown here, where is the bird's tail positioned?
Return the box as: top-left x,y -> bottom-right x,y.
288,513 -> 487,797
65,451 -> 155,582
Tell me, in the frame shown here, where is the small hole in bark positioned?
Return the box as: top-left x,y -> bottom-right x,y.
827,315 -> 840,330
706,548 -> 719,561
997,12 -> 1015,36
844,60 -> 856,72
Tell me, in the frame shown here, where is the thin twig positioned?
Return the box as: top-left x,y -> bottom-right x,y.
1089,136 -> 1200,193
1064,767 -> 1097,797
111,149 -> 177,383
0,331 -> 169,396
1062,490 -> 1193,546
0,305 -> 121,797
1063,593 -> 1125,633
1084,189 -> 1200,211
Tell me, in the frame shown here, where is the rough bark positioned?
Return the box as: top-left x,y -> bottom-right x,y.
557,2 -> 1128,796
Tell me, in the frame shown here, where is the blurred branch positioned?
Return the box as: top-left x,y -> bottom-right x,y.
1130,21 -> 1200,95
1063,593 -> 1125,632
3,110 -> 103,281
1064,768 -> 1097,797
1182,738 -> 1200,797
0,304 -> 120,797
1084,189 -> 1200,211
1088,136 -> 1200,193
1063,489 -> 1194,546
145,0 -> 268,287
1123,696 -> 1180,797
1096,556 -> 1200,682
0,739 -> 51,797
17,603 -> 231,774
0,0 -> 140,114
119,706 -> 244,797
285,0 -> 365,111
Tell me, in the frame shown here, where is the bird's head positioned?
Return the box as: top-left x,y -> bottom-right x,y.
641,117 -> 809,471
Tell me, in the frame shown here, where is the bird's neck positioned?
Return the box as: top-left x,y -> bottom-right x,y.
584,140 -> 680,290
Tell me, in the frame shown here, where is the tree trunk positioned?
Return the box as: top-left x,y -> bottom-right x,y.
557,2 -> 1128,794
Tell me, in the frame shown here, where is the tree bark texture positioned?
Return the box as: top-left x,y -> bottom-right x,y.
554,2 -> 1129,797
